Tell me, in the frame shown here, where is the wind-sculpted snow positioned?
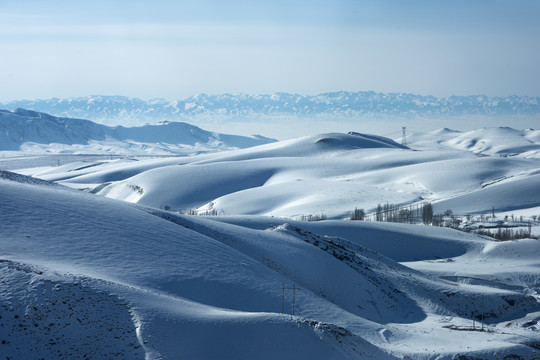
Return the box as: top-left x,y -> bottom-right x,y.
433,173 -> 540,214
0,169 -> 59,187
0,260 -> 144,359
0,170 -> 538,359
443,127 -> 540,157
155,213 -> 538,325
0,171 -> 399,359
405,127 -> 540,158
153,213 -> 426,324
25,129 -> 539,219
210,217 -> 478,262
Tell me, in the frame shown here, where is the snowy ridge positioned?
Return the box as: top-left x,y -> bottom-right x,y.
3,126 -> 540,359
0,169 -> 59,187
405,127 -> 540,158
0,108 -> 275,154
2,92 -> 539,127
0,170 -> 538,359
0,172 -> 395,359
21,129 -> 540,219
0,260 -> 144,359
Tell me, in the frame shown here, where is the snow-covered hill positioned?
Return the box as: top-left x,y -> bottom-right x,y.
19,128 -> 540,221
0,169 -> 538,359
3,120 -> 540,359
404,127 -> 540,158
0,170 -> 395,359
0,108 -> 275,154
2,92 -> 539,127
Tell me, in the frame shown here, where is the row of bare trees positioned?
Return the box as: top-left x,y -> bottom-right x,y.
369,202 -> 435,225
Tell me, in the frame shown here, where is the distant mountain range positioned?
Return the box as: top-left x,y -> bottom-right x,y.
0,108 -> 275,154
1,92 -> 539,126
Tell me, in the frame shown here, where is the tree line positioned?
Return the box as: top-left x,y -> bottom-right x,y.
360,202 -> 436,225
349,202 -> 536,240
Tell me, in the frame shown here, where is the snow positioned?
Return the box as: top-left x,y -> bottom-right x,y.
2,93 -> 539,128
0,108 -> 276,155
0,172 -> 406,359
404,127 -> 540,159
1,123 -> 539,359
16,129 -> 538,221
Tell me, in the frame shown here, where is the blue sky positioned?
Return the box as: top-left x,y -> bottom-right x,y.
1,0 -> 539,101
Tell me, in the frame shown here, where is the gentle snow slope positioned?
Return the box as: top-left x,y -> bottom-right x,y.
0,171 -> 393,359
1,171 -> 539,359
0,108 -> 275,155
405,127 -> 540,158
23,130 -> 540,219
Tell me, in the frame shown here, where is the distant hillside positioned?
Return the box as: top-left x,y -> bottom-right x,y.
1,92 -> 539,126
0,108 -> 275,154
405,127 -> 540,158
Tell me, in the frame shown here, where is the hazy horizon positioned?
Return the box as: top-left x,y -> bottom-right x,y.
1,0 -> 539,102
3,89 -> 540,104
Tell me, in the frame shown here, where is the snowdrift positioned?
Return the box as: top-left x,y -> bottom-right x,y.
1,171 -> 538,359
406,127 -> 540,158
22,129 -> 540,219
0,172 -> 396,359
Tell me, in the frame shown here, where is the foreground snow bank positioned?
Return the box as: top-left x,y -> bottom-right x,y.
1,170 -> 538,359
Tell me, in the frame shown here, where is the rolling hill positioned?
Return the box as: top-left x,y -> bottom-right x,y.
2,123 -> 540,359
0,108 -> 275,155
19,128 -> 540,220
1,170 -> 538,359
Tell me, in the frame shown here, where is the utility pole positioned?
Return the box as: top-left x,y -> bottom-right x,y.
292,284 -> 296,316
281,284 -> 285,313
481,295 -> 484,331
472,296 -> 476,329
278,284 -> 298,315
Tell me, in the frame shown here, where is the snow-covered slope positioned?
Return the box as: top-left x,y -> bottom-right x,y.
405,127 -> 540,158
0,170 -> 538,359
2,93 -> 539,127
0,108 -> 275,154
0,171 -> 392,359
0,108 -> 109,151
20,129 -> 540,220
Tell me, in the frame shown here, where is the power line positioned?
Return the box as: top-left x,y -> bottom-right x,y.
278,284 -> 298,315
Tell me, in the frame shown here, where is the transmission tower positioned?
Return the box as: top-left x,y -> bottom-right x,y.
401,126 -> 407,146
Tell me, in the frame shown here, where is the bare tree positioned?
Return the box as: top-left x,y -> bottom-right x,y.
350,207 -> 365,220
422,203 -> 433,225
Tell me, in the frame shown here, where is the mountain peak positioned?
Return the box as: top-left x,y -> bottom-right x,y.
1,92 -> 538,128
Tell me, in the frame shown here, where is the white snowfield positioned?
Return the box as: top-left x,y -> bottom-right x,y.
20,129 -> 540,219
1,126 -> 540,359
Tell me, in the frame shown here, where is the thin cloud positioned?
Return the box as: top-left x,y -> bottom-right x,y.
0,0 -> 539,101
